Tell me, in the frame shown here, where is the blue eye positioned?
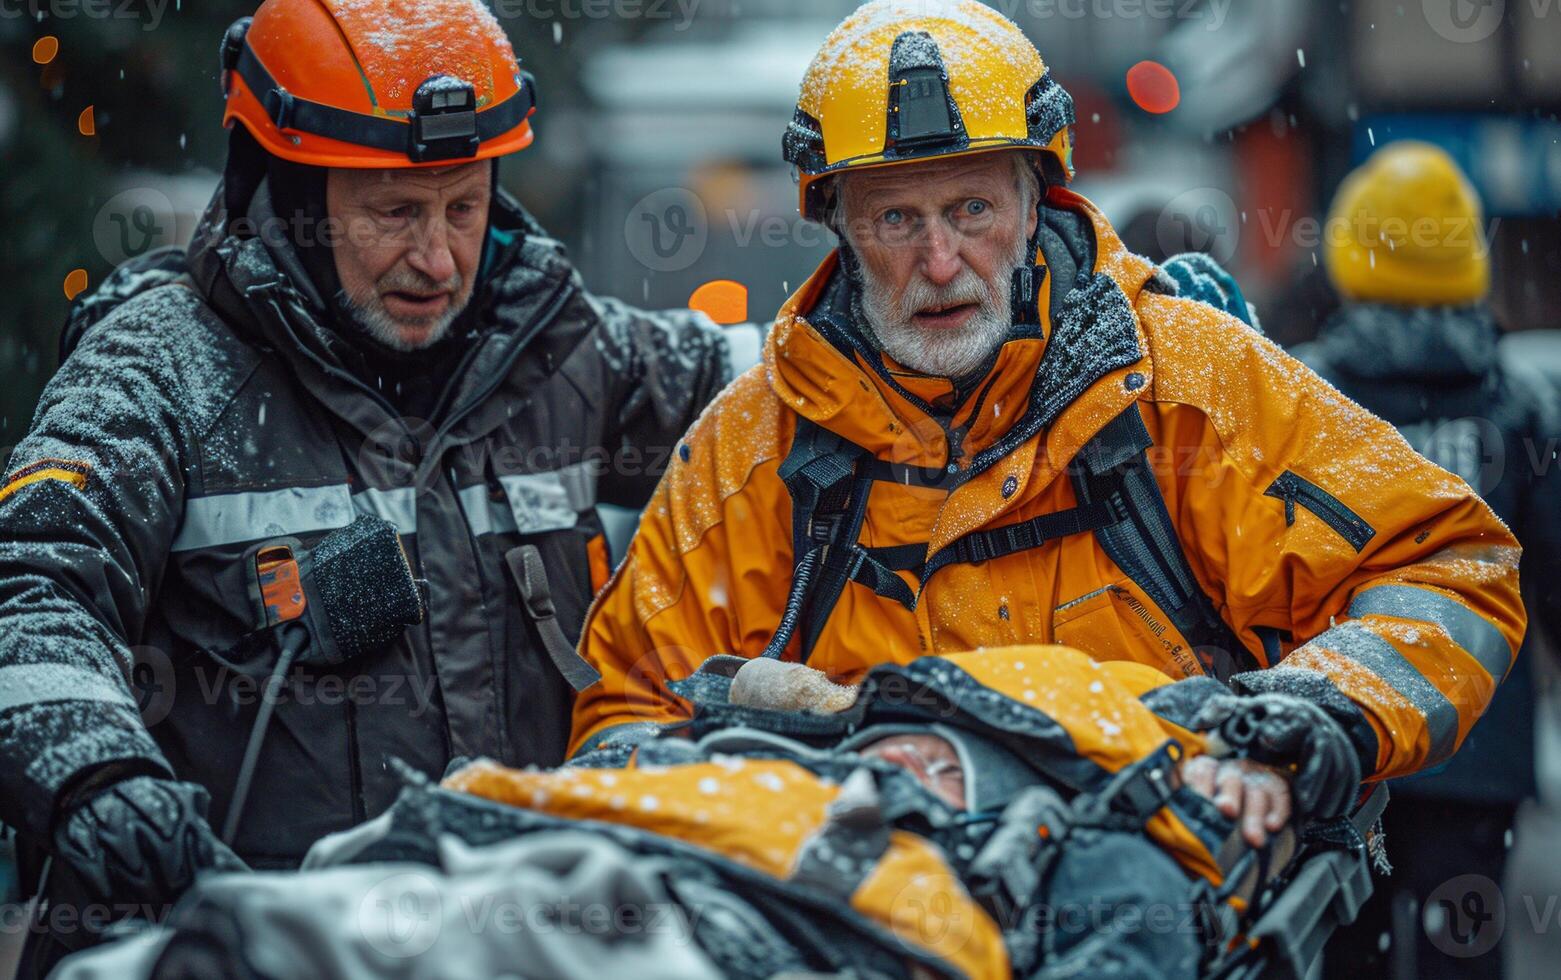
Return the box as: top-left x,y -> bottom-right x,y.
882,209 -> 906,226
967,199 -> 988,215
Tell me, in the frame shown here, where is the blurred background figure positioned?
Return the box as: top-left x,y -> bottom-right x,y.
1294,140 -> 1561,980
1,1 -> 1559,977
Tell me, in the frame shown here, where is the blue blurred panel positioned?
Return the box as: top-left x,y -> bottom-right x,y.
1354,113 -> 1561,217
0,827 -> 15,904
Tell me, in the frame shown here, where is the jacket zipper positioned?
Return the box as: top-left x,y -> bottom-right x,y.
431,277 -> 577,447
1264,470 -> 1375,552
260,290 -> 405,427
944,371 -> 1005,474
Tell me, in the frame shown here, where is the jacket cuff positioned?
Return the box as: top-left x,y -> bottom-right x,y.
0,699 -> 174,840
1230,666 -> 1382,780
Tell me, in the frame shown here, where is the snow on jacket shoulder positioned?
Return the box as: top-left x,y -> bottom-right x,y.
0,281 -> 258,839
571,186 -> 1525,786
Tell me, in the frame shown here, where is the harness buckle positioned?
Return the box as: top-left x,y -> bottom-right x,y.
1074,744 -> 1180,827
1113,744 -> 1180,821
1105,491 -> 1132,524
966,534 -> 990,564
808,511 -> 845,546
1006,522 -> 1035,553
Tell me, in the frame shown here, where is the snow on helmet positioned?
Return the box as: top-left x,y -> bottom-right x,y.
783,0 -> 1075,222
220,0 -> 536,169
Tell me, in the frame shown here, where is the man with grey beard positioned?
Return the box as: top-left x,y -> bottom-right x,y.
580,144 -> 1314,848
0,3 -> 731,972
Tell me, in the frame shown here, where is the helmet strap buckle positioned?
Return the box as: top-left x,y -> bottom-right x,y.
409,75 -> 481,163
264,88 -> 296,132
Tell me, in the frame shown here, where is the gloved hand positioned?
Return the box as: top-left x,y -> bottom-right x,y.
1192,692 -> 1362,823
53,776 -> 247,906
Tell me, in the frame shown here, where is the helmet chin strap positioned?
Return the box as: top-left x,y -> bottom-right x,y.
1010,187 -> 1049,335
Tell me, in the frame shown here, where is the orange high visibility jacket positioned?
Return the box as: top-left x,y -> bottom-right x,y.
571,187 -> 1525,783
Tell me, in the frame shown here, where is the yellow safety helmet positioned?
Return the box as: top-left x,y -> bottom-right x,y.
1324,141 -> 1490,307
783,0 -> 1075,222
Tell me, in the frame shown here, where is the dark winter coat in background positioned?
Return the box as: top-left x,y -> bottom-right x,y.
1295,302 -> 1561,803
0,181 -> 730,868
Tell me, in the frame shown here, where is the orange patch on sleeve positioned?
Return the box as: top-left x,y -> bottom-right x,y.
0,459 -> 92,504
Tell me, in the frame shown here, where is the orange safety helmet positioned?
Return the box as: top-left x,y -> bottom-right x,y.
220,0 -> 536,169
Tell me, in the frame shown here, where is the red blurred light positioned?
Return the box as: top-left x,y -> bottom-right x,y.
1126,61 -> 1180,115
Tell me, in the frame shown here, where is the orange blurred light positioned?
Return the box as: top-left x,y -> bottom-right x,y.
77,105 -> 96,136
63,269 -> 89,301
688,279 -> 749,326
1126,61 -> 1180,115
32,36 -> 59,65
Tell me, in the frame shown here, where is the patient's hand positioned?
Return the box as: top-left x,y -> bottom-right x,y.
1180,755 -> 1291,848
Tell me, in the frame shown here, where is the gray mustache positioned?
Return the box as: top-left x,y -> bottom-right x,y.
892,270 -> 994,319
378,269 -> 463,295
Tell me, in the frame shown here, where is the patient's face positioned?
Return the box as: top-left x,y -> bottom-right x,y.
857,733 -> 966,809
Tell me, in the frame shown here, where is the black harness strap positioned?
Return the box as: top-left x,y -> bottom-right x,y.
919,493 -> 1128,587
773,406 -> 1254,681
775,419 -> 875,662
840,545 -> 919,611
862,543 -> 929,572
1071,407 -> 1252,681
859,458 -> 957,490
798,470 -> 877,658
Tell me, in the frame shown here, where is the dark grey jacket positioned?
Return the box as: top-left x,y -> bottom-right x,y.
1295,302 -> 1560,803
0,180 -> 729,866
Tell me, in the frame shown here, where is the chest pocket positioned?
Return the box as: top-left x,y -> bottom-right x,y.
1052,579 -> 1207,679
163,482 -> 372,654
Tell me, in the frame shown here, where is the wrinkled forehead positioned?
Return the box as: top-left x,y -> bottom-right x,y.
837,151 -> 1024,210
329,160 -> 492,198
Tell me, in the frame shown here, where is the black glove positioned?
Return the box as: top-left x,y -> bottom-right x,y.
53,776 -> 247,906
1192,692 -> 1363,822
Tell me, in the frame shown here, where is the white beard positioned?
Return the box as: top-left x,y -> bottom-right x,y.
856,228 -> 1032,379
338,272 -> 466,352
